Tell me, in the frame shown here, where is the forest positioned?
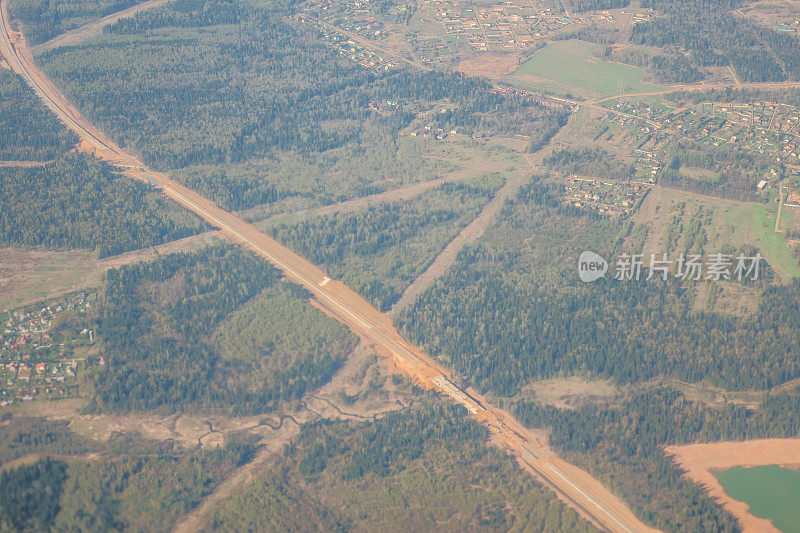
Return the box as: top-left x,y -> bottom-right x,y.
659,141 -> 768,201
514,385 -> 800,531
396,180 -> 800,394
208,401 -> 597,532
543,147 -> 634,181
0,69 -> 77,161
36,0 -> 559,211
632,0 -> 800,83
0,153 -> 206,257
88,244 -> 357,414
269,179 -> 502,310
7,0 -> 144,45
0,434 -> 253,532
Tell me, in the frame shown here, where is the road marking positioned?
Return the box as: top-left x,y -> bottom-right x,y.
546,463 -> 635,533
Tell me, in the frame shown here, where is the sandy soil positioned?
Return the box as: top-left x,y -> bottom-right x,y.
456,53 -> 520,78
667,439 -> 800,532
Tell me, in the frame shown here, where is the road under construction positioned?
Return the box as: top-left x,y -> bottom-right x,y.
0,3 -> 656,531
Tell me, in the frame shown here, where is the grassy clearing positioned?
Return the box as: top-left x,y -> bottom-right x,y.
506,40 -> 661,99
268,175 -> 505,310
751,203 -> 800,278
635,188 -> 800,280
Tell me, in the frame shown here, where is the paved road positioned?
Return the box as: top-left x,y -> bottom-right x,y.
0,5 -> 656,530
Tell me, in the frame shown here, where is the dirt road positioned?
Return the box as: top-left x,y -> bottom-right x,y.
0,4 -> 654,530
392,129 -> 569,314
31,0 -> 171,54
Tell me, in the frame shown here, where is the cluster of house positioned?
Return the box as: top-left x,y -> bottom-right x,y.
704,102 -> 800,160
606,100 -> 800,182
562,177 -> 649,218
0,294 -> 97,406
423,0 -> 570,51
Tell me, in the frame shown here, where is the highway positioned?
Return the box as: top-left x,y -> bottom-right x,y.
0,3 -> 655,530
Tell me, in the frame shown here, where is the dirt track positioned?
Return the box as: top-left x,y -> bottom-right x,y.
667,439 -> 800,532
0,3 -> 654,530
392,125 -> 569,314
0,232 -> 220,311
32,0 -> 171,54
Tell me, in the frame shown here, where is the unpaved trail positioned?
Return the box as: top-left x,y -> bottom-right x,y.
391,124 -> 570,314
0,231 -> 220,311
667,439 -> 800,532
32,0 -> 171,54
251,157 -> 502,229
171,340 -> 411,532
1,4 -> 654,529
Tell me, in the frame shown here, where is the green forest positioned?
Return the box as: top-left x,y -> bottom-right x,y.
0,153 -> 206,257
208,401 -> 598,532
35,0 -> 560,211
0,69 -> 77,161
7,0 -> 144,44
632,0 -> 800,83
269,178 -> 503,310
88,244 -> 357,414
0,426 -> 253,532
514,385 -> 800,531
397,180 -> 800,394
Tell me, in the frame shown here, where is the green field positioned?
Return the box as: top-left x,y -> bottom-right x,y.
751,204 -> 800,279
716,465 -> 800,533
507,40 -> 662,99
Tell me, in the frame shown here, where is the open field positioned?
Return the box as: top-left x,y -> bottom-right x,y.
667,439 -> 800,532
507,40 -> 662,100
0,232 -> 218,310
392,115 -> 573,314
716,465 -> 800,533
736,0 -> 800,30
633,187 -> 800,282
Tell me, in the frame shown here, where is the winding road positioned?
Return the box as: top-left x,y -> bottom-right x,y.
0,2 -> 655,530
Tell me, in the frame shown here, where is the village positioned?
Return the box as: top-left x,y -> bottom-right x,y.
608,99 -> 800,166
0,292 -> 100,406
419,0 -> 568,52
562,177 -> 649,218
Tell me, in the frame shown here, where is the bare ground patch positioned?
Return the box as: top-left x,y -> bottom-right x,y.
518,377 -> 620,410
0,232 -> 217,311
456,53 -> 521,78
